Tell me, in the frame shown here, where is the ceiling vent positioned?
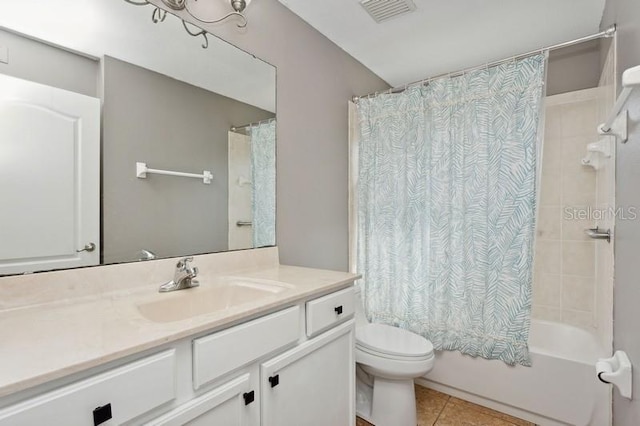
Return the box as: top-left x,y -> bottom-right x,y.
360,0 -> 417,23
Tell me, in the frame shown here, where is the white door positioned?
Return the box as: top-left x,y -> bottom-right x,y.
261,321 -> 355,426
0,73 -> 100,274
228,130 -> 253,250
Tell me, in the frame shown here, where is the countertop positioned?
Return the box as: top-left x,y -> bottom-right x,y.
0,250 -> 359,398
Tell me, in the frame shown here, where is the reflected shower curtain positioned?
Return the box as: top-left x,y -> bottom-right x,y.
356,55 -> 546,366
250,120 -> 276,247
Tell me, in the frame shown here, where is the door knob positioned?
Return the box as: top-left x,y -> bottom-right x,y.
77,243 -> 96,253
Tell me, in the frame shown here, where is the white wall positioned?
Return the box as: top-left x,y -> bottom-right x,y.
601,0 -> 640,422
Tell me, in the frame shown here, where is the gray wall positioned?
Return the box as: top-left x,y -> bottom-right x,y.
0,29 -> 97,97
102,56 -> 273,264
147,0 -> 389,271
547,39 -> 602,96
601,1 -> 640,425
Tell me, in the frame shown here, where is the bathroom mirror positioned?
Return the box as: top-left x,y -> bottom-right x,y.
0,0 -> 276,275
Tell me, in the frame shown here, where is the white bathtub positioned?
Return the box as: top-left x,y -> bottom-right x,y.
419,320 -> 611,426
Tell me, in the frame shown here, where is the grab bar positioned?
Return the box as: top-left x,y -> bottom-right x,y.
236,221 -> 252,227
585,227 -> 611,243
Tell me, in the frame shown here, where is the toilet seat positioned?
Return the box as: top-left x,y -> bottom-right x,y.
356,344 -> 433,362
356,323 -> 433,360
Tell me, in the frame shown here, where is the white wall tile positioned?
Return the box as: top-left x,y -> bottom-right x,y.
561,100 -> 598,138
533,273 -> 562,307
562,309 -> 595,330
534,241 -> 562,274
562,241 -> 595,276
532,305 -> 562,322
540,172 -> 561,206
542,138 -> 562,174
544,105 -> 563,138
537,207 -> 562,240
562,275 -> 595,311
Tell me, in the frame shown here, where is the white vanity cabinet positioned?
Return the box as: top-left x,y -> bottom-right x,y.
0,284 -> 356,426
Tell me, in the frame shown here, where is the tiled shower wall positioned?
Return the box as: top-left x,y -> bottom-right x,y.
532,44 -> 615,338
533,88 -> 599,329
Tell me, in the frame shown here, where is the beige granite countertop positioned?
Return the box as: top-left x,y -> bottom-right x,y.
0,248 -> 359,398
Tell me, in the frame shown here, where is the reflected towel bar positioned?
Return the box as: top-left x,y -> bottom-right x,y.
136,162 -> 213,184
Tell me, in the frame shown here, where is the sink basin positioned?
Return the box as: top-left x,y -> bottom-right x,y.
137,277 -> 294,323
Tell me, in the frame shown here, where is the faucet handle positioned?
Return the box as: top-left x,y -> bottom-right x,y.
176,256 -> 194,269
191,266 -> 199,277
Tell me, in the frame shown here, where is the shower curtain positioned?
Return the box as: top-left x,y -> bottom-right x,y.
356,55 -> 546,366
250,120 -> 276,248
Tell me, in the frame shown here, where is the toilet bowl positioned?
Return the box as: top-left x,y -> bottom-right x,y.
354,288 -> 435,426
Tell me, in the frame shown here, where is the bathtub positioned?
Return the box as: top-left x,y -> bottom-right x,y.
418,320 -> 611,426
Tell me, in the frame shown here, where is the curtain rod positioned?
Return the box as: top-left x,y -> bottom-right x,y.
231,117 -> 276,132
353,25 -> 617,102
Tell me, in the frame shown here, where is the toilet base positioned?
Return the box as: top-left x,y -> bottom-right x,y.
356,367 -> 418,426
372,376 -> 417,426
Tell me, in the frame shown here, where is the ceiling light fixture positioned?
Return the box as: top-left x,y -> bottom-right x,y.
124,0 -> 251,48
161,0 -> 249,28
125,0 -> 249,29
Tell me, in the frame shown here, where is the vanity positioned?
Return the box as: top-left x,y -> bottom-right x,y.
0,248 -> 358,425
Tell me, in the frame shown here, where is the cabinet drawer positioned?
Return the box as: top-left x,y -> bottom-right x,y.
306,286 -> 355,337
0,350 -> 176,426
193,306 -> 300,389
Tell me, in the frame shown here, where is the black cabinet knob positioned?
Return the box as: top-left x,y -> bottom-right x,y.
93,403 -> 112,426
334,305 -> 343,315
243,391 -> 255,405
269,374 -> 280,388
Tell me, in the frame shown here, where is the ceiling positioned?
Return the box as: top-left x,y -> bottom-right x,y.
278,0 -> 607,88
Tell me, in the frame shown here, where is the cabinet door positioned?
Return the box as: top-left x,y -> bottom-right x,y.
261,320 -> 355,426
148,374 -> 255,426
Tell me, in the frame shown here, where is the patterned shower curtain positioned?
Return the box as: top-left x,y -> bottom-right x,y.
250,120 -> 276,248
356,55 -> 546,366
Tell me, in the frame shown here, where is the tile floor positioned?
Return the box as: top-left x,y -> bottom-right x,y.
355,385 -> 536,426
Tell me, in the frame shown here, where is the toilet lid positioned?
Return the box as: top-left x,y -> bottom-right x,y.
356,323 -> 433,358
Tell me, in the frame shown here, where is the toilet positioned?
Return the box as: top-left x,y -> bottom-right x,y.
354,287 -> 435,426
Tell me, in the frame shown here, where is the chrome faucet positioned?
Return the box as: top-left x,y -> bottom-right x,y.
159,257 -> 200,292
